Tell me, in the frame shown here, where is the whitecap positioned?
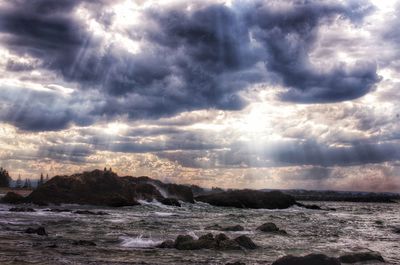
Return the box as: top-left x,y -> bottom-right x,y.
154,211 -> 174,217
120,235 -> 161,248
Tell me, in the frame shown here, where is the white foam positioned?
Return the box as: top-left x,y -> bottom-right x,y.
120,235 -> 161,248
154,211 -> 173,217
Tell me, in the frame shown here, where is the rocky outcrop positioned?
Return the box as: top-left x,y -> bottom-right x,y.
1,192 -> 26,204
256,222 -> 287,234
25,227 -> 47,236
195,190 -> 295,209
339,251 -> 385,263
272,254 -> 340,265
26,170 -> 137,206
24,169 -> 194,207
158,233 -> 257,251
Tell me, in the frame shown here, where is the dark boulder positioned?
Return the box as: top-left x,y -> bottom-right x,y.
226,262 -> 245,265
73,240 -> 96,246
234,235 -> 257,250
195,190 -> 295,209
1,192 -> 25,204
159,198 -> 181,207
393,227 -> 400,234
272,254 -> 340,265
159,233 -> 256,251
9,207 -> 35,212
257,222 -> 287,234
257,222 -> 279,232
25,227 -> 47,236
157,240 -> 175,248
339,251 -> 385,263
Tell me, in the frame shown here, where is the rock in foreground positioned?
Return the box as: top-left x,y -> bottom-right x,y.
25,227 -> 47,236
158,233 -> 257,251
196,190 -> 295,209
272,254 -> 340,265
339,251 -> 385,263
257,222 -> 287,234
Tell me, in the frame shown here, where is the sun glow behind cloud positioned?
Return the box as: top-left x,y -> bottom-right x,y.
0,0 -> 399,192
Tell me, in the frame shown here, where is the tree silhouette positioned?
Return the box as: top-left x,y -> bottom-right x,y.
38,173 -> 44,187
23,178 -> 32,189
16,174 -> 22,189
0,167 -> 11,187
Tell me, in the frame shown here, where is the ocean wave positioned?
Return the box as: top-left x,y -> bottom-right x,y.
120,235 -> 161,248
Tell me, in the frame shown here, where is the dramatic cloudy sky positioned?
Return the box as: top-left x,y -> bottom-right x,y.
0,0 -> 399,192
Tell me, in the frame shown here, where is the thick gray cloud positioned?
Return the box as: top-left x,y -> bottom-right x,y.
248,0 -> 379,102
0,0 -> 382,131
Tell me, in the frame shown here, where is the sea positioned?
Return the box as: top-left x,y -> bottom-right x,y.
0,200 -> 399,264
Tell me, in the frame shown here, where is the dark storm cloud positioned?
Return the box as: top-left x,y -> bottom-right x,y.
0,87 -> 94,131
0,0 -> 380,131
248,0 -> 379,103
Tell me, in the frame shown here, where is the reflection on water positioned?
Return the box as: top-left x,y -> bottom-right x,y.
0,201 -> 399,264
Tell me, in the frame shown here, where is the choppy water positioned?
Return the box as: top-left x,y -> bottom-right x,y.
0,201 -> 399,265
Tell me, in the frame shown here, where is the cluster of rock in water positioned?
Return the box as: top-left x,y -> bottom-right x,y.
1,169 -> 394,265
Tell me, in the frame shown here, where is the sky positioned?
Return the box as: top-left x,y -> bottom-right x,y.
0,0 -> 399,192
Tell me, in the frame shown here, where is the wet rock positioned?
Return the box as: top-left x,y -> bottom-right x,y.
73,210 -> 109,215
159,198 -> 181,207
375,220 -> 384,225
157,240 -> 175,248
73,240 -> 97,246
222,225 -> 244,231
393,227 -> 400,234
257,222 -> 287,234
1,192 -> 25,204
272,254 -> 340,265
195,190 -> 295,209
174,235 -> 196,250
25,227 -> 47,236
160,233 -> 256,251
234,235 -> 257,250
339,251 -> 385,263
9,207 -> 35,212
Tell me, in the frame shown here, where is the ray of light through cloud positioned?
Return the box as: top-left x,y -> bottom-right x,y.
0,0 -> 399,192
